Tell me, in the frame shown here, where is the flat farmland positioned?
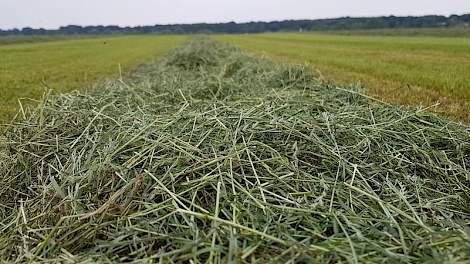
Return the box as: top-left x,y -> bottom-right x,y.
217,33 -> 470,122
0,35 -> 186,121
1,37 -> 469,263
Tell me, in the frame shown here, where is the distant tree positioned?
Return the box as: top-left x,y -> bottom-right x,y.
1,14 -> 469,37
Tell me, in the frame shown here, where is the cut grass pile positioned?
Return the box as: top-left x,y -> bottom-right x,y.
1,37 -> 469,263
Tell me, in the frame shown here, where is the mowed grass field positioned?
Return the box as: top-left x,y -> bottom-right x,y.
321,27 -> 470,38
0,35 -> 186,121
216,33 -> 470,122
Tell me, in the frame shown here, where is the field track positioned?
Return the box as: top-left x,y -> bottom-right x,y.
1,38 -> 469,263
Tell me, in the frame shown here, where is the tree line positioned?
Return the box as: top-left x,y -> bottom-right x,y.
1,14 -> 469,36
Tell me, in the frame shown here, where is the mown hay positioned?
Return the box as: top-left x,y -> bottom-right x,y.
1,37 -> 469,263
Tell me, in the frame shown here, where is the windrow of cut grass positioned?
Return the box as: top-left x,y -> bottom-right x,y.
0,37 -> 469,263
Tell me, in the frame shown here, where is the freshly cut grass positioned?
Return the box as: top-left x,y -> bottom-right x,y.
0,37 -> 469,263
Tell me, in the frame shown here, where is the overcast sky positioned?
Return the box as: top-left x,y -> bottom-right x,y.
1,0 -> 470,30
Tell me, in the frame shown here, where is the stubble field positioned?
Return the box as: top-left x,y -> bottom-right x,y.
0,35 -> 186,120
217,33 -> 470,122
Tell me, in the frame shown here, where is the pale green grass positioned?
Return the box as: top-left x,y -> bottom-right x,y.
0,35 -> 186,121
0,35 -> 94,45
321,27 -> 470,38
216,33 -> 470,122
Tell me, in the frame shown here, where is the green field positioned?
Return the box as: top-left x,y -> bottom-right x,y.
0,35 -> 186,121
320,27 -> 470,37
0,35 -> 94,46
216,33 -> 470,122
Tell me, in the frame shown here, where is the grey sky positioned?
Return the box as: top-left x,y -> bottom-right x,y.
1,0 -> 470,30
